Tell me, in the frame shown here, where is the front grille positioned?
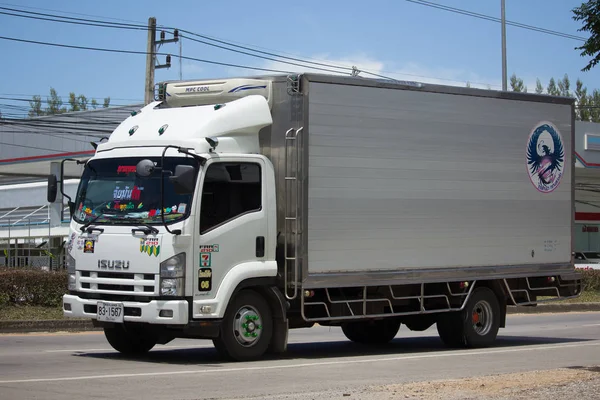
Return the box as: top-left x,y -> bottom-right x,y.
98,284 -> 135,291
78,270 -> 157,296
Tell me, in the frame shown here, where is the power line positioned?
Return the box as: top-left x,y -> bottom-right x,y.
0,6 -> 147,29
0,35 -> 296,75
405,0 -> 586,41
177,33 -> 350,76
0,9 -> 147,31
0,5 -> 353,73
0,140 -> 77,153
0,6 -> 354,77
0,5 -> 445,84
0,2 -> 145,25
0,93 -> 142,102
177,31 -> 353,73
0,6 -> 399,81
0,96 -> 136,109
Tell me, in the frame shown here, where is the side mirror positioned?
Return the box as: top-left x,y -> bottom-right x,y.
169,165 -> 197,195
68,201 -> 76,217
136,159 -> 156,177
47,175 -> 58,203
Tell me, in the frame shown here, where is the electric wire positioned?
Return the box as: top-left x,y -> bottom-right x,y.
0,35 -> 296,75
405,0 -> 585,41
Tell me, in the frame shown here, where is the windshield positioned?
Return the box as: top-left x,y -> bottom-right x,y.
73,156 -> 199,226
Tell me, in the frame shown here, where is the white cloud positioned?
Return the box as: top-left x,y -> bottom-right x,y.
181,62 -> 204,78
258,54 -> 502,91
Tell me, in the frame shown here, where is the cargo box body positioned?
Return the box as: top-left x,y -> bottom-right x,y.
262,74 -> 574,289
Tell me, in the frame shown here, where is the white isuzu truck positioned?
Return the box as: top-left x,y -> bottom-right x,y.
48,73 -> 582,361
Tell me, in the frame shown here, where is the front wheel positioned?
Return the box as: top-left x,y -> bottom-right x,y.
104,323 -> 157,355
437,286 -> 501,348
213,289 -> 273,361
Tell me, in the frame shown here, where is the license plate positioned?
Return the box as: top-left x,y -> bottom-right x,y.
96,301 -> 124,323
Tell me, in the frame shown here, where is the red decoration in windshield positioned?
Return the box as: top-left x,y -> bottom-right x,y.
117,166 -> 136,174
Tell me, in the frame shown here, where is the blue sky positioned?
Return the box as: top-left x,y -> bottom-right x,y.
0,0 -> 596,116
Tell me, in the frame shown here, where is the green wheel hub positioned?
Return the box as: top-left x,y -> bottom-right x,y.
233,305 -> 263,346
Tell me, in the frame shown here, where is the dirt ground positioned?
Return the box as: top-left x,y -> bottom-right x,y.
251,365 -> 600,400
368,365 -> 600,399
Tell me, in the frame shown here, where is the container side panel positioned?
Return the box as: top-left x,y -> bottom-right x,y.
306,82 -> 572,273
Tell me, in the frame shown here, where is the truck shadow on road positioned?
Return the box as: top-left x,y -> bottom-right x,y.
73,334 -> 593,366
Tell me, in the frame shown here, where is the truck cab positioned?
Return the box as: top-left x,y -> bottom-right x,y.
55,78 -> 288,361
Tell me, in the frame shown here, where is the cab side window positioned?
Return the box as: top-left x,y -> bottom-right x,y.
200,162 -> 262,234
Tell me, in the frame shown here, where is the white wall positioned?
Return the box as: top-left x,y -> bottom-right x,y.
0,179 -> 79,209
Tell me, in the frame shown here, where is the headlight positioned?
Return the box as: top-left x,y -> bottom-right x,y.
66,254 -> 76,274
160,253 -> 185,278
160,253 -> 186,296
66,254 -> 76,290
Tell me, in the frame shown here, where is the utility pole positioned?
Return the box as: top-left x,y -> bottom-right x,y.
501,0 -> 507,91
144,17 -> 179,104
145,17 -> 157,104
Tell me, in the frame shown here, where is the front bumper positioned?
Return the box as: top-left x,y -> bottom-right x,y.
63,294 -> 189,325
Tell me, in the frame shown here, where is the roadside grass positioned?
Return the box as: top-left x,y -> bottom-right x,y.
0,305 -> 67,321
560,290 -> 600,303
1,291 -> 600,321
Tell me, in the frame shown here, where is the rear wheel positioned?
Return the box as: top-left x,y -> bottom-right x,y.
437,286 -> 501,348
212,289 -> 273,361
104,324 -> 157,355
341,318 -> 401,344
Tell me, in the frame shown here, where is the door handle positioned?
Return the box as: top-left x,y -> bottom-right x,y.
256,236 -> 265,258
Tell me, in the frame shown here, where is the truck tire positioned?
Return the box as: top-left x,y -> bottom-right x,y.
436,287 -> 501,348
212,289 -> 273,361
341,318 -> 401,344
104,324 -> 157,355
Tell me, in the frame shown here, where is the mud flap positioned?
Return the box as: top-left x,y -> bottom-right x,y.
268,318 -> 288,354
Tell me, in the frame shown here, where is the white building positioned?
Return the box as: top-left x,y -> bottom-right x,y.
0,104 -> 140,268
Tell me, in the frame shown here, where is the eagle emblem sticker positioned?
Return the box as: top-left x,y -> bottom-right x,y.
526,122 -> 565,193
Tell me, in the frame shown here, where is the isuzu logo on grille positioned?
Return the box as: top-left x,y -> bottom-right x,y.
98,260 -> 130,269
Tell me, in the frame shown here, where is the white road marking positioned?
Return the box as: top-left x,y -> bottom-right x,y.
44,344 -> 214,353
2,340 -> 599,385
43,339 -> 308,353
581,323 -> 600,327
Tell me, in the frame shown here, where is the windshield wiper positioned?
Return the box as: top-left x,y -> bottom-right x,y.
126,218 -> 159,235
79,211 -> 119,233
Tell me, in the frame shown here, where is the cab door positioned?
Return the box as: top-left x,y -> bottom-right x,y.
192,157 -> 269,307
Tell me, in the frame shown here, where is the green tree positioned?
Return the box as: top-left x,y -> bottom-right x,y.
28,89 -> 111,116
576,78 -> 591,121
513,74 -> 600,123
47,88 -> 66,115
28,95 -> 43,117
558,74 -> 572,97
510,73 -> 527,92
572,0 -> 600,72
68,93 -> 89,112
535,78 -> 544,94
590,89 -> 600,122
547,78 -> 561,96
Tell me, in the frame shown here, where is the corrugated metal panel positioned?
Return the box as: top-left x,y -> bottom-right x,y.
306,81 -> 572,273
0,104 -> 142,166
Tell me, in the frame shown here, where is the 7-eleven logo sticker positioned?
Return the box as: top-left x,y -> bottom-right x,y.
200,253 -> 211,267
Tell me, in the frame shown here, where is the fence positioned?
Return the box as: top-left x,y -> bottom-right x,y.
0,205 -> 69,270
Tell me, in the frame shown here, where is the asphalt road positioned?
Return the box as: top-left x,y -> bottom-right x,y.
0,312 -> 599,400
